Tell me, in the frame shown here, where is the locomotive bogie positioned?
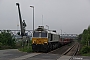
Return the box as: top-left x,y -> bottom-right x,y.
32,44 -> 48,52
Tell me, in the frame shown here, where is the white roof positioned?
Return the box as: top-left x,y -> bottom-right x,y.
47,30 -> 57,34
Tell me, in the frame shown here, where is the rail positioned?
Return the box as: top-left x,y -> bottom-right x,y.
60,42 -> 80,60
69,42 -> 80,60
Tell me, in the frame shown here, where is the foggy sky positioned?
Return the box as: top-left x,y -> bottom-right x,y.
0,0 -> 90,34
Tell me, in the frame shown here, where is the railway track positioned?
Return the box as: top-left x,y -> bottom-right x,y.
48,41 -> 74,54
58,41 -> 80,60
49,41 -> 80,60
62,42 -> 80,56
49,40 -> 80,56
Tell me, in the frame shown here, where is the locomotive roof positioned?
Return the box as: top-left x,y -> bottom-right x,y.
34,29 -> 58,34
47,30 -> 58,34
34,26 -> 59,35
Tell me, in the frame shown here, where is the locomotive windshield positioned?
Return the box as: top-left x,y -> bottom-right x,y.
33,31 -> 47,37
33,32 -> 39,37
41,32 -> 47,37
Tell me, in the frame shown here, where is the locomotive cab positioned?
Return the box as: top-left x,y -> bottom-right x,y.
32,26 -> 60,52
32,26 -> 48,52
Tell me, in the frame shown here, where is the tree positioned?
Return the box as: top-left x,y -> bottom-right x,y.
0,30 -> 16,48
80,26 -> 90,46
17,32 -> 20,35
79,25 -> 90,54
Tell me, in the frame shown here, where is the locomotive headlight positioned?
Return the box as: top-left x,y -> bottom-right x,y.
33,41 -> 36,43
44,42 -> 47,43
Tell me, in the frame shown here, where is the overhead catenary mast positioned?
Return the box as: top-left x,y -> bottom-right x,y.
42,15 -> 43,26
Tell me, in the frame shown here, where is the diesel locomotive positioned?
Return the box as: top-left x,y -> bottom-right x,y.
32,26 -> 60,52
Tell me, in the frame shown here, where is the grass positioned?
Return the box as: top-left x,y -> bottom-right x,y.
78,44 -> 90,56
18,40 -> 33,53
81,52 -> 90,56
18,46 -> 32,53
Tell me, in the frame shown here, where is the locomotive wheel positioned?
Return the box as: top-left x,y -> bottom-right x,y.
48,43 -> 53,51
43,44 -> 48,53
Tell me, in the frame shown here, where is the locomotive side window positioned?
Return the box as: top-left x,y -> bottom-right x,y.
51,34 -> 53,41
48,33 -> 51,41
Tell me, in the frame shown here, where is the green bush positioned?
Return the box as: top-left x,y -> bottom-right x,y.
0,31 -> 16,49
18,46 -> 32,53
0,42 -> 2,46
80,46 -> 90,54
0,45 -> 12,49
0,42 -> 3,49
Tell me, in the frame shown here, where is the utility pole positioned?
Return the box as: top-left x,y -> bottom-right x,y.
30,6 -> 34,34
60,29 -> 62,41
